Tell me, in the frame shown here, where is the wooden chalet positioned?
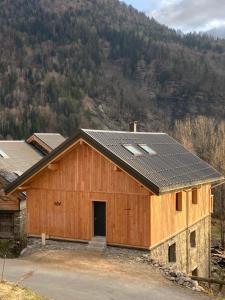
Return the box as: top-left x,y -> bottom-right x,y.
4,129 -> 224,275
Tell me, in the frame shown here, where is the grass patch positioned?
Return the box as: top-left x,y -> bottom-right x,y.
212,218 -> 221,241
0,282 -> 47,300
0,239 -> 26,258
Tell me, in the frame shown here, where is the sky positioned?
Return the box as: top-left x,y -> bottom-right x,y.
122,0 -> 225,33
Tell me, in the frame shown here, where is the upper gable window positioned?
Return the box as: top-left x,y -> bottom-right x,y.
138,144 -> 157,155
0,149 -> 9,159
192,189 -> 198,205
176,192 -> 182,211
123,145 -> 142,156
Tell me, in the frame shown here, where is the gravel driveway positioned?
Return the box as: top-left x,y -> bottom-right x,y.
0,247 -> 212,300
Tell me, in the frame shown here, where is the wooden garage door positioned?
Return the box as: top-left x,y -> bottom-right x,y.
0,213 -> 14,237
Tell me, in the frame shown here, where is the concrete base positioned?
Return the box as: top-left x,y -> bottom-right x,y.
88,236 -> 106,251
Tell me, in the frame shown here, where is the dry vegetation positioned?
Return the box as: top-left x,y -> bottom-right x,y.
1,0 -> 225,138
0,282 -> 47,300
172,116 -> 225,215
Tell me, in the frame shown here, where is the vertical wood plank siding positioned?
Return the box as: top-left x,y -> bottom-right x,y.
26,141 -> 150,248
150,185 -> 211,246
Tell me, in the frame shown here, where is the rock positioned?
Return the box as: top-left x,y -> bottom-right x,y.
169,277 -> 176,281
177,278 -> 185,285
192,280 -> 199,288
169,270 -> 177,277
142,254 -> 149,258
20,247 -> 28,256
196,286 -> 204,292
136,257 -> 142,262
192,286 -> 203,292
184,277 -> 192,283
183,281 -> 190,287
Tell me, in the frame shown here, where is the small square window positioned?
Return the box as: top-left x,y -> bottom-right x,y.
168,243 -> 176,263
192,189 -> 198,204
190,231 -> 196,248
176,192 -> 182,211
123,144 -> 142,156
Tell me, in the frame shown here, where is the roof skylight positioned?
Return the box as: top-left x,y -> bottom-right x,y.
0,149 -> 9,158
123,144 -> 142,156
138,144 -> 157,155
13,171 -> 22,176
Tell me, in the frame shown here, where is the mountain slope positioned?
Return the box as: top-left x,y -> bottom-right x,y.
1,0 -> 225,138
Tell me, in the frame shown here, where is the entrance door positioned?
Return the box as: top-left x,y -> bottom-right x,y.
93,202 -> 106,236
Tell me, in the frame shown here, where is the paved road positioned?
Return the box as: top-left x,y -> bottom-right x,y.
0,251 -> 212,300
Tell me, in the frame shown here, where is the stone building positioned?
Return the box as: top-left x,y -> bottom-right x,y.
4,129 -> 223,276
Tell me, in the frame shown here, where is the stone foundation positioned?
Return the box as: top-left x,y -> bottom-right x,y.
150,215 -> 210,277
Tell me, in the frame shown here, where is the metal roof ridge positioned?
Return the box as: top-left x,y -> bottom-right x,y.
34,133 -> 62,135
82,129 -> 167,134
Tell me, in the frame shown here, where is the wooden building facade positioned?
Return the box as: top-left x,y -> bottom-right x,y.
5,129 -> 223,275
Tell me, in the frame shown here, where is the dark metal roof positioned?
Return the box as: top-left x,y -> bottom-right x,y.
5,129 -> 224,195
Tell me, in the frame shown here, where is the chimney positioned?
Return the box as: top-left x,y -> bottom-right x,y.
129,121 -> 138,132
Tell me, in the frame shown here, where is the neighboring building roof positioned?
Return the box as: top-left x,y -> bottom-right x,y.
0,141 -> 43,174
0,133 -> 65,178
0,169 -> 18,184
26,133 -> 65,155
5,129 -> 224,195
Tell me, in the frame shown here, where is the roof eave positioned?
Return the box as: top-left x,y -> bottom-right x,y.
158,176 -> 225,195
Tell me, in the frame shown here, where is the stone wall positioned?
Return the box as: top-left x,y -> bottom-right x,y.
13,208 -> 26,240
150,215 -> 210,277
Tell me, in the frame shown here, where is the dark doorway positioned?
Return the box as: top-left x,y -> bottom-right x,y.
0,213 -> 14,238
93,202 -> 106,236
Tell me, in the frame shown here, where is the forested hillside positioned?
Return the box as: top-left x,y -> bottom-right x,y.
1,0 -> 225,140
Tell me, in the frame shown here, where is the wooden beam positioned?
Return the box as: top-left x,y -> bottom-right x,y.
113,166 -> 121,172
191,276 -> 225,285
48,163 -> 58,171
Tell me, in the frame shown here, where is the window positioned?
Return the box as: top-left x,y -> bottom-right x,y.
138,144 -> 157,155
168,243 -> 176,263
192,268 -> 198,276
192,189 -> 198,204
190,231 -> 196,248
123,144 -> 142,156
176,192 -> 182,211
0,149 -> 9,158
